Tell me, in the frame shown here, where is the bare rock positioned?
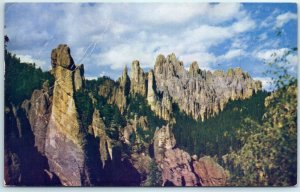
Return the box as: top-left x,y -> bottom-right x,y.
130,60 -> 147,96
90,109 -> 113,168
74,64 -> 84,91
153,124 -> 176,164
153,54 -> 262,121
189,61 -> 200,77
193,156 -> 227,186
21,89 -> 52,154
147,70 -> 172,121
161,148 -> 198,186
131,153 -> 152,180
51,44 -> 75,69
45,44 -> 87,186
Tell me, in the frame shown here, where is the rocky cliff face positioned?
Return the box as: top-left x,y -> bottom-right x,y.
153,124 -> 176,164
21,86 -> 52,154
99,52 -> 261,122
146,70 -> 172,121
153,124 -> 227,186
45,44 -> 88,186
153,53 -> 262,121
130,60 -> 147,96
89,109 -> 113,168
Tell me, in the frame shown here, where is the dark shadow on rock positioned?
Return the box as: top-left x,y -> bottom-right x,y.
82,134 -> 104,185
101,144 -> 141,186
5,106 -> 61,186
164,180 -> 175,186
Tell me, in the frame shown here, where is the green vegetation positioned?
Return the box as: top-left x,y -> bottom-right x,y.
224,82 -> 297,186
85,78 -> 126,140
223,47 -> 297,186
143,160 -> 162,187
5,50 -> 54,105
126,94 -> 166,142
173,91 -> 269,158
127,94 -> 166,129
74,89 -> 94,132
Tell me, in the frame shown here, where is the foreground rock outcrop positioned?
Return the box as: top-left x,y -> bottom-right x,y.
153,124 -> 227,186
153,124 -> 176,164
193,156 -> 227,186
45,44 -> 88,186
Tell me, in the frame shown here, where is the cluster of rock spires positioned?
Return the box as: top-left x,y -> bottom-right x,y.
5,44 -> 262,186
108,52 -> 261,122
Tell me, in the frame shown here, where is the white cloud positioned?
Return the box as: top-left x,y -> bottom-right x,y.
137,3 -> 209,24
179,52 -> 217,70
96,43 -> 157,70
258,33 -> 268,41
274,11 -> 297,29
255,48 -> 289,62
5,3 -> 260,78
253,48 -> 297,76
85,76 -> 98,80
253,77 -> 274,91
231,17 -> 256,33
218,49 -> 246,61
16,54 -> 47,69
207,3 -> 245,23
260,8 -> 280,28
136,3 -> 243,25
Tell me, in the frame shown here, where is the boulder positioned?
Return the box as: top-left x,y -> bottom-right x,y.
193,156 -> 227,186
161,149 -> 198,186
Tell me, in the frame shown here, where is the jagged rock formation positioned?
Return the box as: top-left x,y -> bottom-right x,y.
161,150 -> 227,186
21,87 -> 52,154
51,44 -> 75,69
89,109 -> 113,168
99,53 -> 261,122
153,53 -> 262,121
115,66 -> 130,113
97,66 -> 130,114
147,70 -> 172,121
130,60 -> 147,96
153,124 -> 176,164
45,44 -> 88,186
5,99 -> 61,186
122,116 -> 149,145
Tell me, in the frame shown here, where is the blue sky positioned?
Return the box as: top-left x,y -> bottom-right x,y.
5,3 -> 298,91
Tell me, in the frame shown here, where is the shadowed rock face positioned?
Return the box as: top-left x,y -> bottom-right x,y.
89,109 -> 113,168
21,88 -> 52,154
